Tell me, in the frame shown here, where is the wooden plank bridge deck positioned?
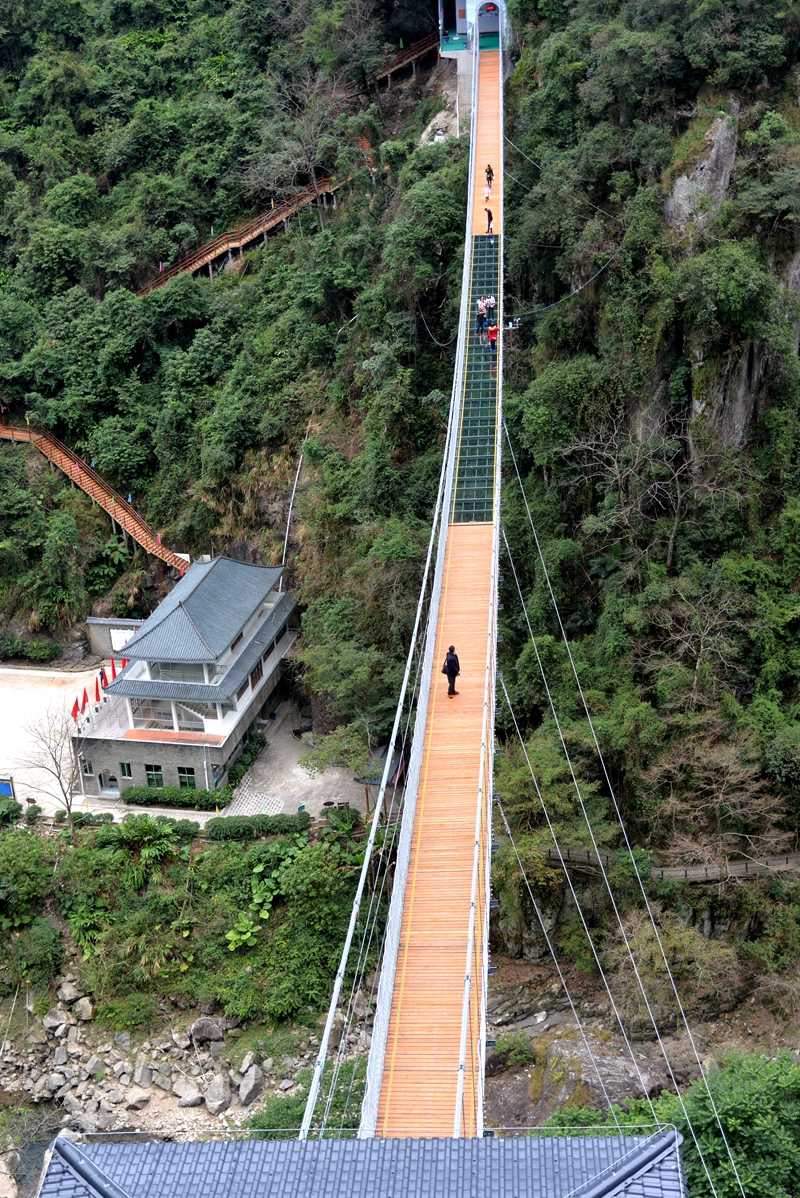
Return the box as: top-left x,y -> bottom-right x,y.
375,48 -> 502,1140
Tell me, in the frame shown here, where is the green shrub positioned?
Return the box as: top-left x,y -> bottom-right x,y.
0,798 -> 22,825
24,804 -> 42,825
0,634 -> 60,661
54,810 -> 66,823
0,831 -> 50,929
122,785 -> 231,811
72,811 -> 114,827
96,993 -> 160,1030
228,733 -> 267,787
9,917 -> 63,985
493,1031 -> 535,1071
205,811 -> 310,841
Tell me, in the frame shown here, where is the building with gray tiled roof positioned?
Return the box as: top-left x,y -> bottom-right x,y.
39,1129 -> 687,1198
72,558 -> 298,797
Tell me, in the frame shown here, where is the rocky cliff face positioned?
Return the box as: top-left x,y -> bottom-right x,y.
690,339 -> 770,447
665,111 -> 738,233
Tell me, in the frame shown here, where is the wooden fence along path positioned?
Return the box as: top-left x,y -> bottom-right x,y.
545,845 -> 800,883
0,424 -> 187,573
136,178 -> 340,296
135,33 -> 441,296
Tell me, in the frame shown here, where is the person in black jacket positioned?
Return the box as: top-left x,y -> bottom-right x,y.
443,645 -> 460,696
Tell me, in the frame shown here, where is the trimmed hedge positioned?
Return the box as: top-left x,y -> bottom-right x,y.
122,785 -> 231,811
204,811 -> 310,841
228,732 -> 267,787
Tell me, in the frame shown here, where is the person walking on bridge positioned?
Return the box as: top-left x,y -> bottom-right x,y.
487,321 -> 498,357
442,645 -> 460,697
484,208 -> 493,234
485,164 -> 494,188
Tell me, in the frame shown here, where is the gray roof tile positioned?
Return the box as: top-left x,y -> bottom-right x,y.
120,558 -> 284,663
40,1131 -> 686,1198
105,594 -> 296,702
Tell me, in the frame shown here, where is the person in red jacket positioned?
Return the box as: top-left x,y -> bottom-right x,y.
487,321 -> 498,357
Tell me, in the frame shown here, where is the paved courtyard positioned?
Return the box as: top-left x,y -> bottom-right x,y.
0,665 -> 98,813
225,700 -> 366,818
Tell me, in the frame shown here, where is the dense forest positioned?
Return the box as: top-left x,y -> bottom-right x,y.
5,0 -> 800,1181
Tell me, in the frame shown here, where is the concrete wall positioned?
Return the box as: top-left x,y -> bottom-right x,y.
84,618 -> 143,659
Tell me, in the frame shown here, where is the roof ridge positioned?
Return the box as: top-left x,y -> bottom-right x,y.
176,599 -> 217,657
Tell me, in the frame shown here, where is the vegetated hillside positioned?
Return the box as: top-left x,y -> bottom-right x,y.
497,0 -> 800,1030
0,0 -> 461,768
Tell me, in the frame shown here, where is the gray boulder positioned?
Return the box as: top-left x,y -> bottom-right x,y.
84,1056 -> 101,1077
124,1088 -> 151,1111
172,1032 -> 191,1050
190,1018 -> 224,1043
133,1060 -> 152,1088
114,1032 -> 131,1051
178,1086 -> 204,1108
42,1010 -> 63,1031
152,1072 -> 171,1091
106,1089 -> 124,1105
238,1065 -> 263,1107
204,1073 -> 231,1115
53,1047 -> 68,1067
73,998 -> 95,1021
57,981 -> 84,1004
61,1094 -> 82,1115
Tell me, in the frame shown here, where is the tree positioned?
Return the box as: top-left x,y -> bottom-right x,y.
20,705 -> 83,843
243,72 -> 343,231
556,419 -> 747,570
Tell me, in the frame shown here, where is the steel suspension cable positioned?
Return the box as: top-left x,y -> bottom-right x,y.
503,423 -> 747,1197
495,674 -> 658,1123
316,506 -> 443,1134
495,800 -> 623,1133
298,392 -> 459,1140
500,538 -> 721,1196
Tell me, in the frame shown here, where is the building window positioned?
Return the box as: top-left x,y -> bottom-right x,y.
175,702 -> 204,732
150,662 -> 207,684
250,661 -> 263,688
120,762 -> 132,778
145,764 -> 163,787
231,632 -> 243,652
82,760 -> 94,776
236,679 -> 249,701
132,698 -> 173,730
277,622 -> 287,642
178,766 -> 196,790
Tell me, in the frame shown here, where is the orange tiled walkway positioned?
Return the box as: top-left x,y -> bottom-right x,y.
375,49 -> 501,1139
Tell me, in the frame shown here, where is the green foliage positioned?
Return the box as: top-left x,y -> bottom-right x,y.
96,993 -> 160,1031
24,804 -> 42,826
122,785 -> 231,810
0,799 -> 22,826
493,1031 -> 536,1071
204,812 -> 310,841
550,1052 -> 800,1198
8,918 -> 63,986
0,831 -> 49,928
0,635 -> 60,661
225,910 -> 259,951
228,733 -> 266,788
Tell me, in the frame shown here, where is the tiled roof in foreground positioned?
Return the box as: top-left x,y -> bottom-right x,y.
40,1129 -> 686,1198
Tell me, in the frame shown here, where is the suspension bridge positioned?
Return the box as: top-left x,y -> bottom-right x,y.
294,22 -> 737,1198
300,29 -> 503,1143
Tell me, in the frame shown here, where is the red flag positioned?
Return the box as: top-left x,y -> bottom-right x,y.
71,697 -> 79,723
100,667 -> 108,688
81,689 -> 88,714
121,658 -> 129,669
95,677 -> 100,702
110,657 -> 117,680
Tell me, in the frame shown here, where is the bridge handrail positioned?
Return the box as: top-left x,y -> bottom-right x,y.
359,25 -> 482,1141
